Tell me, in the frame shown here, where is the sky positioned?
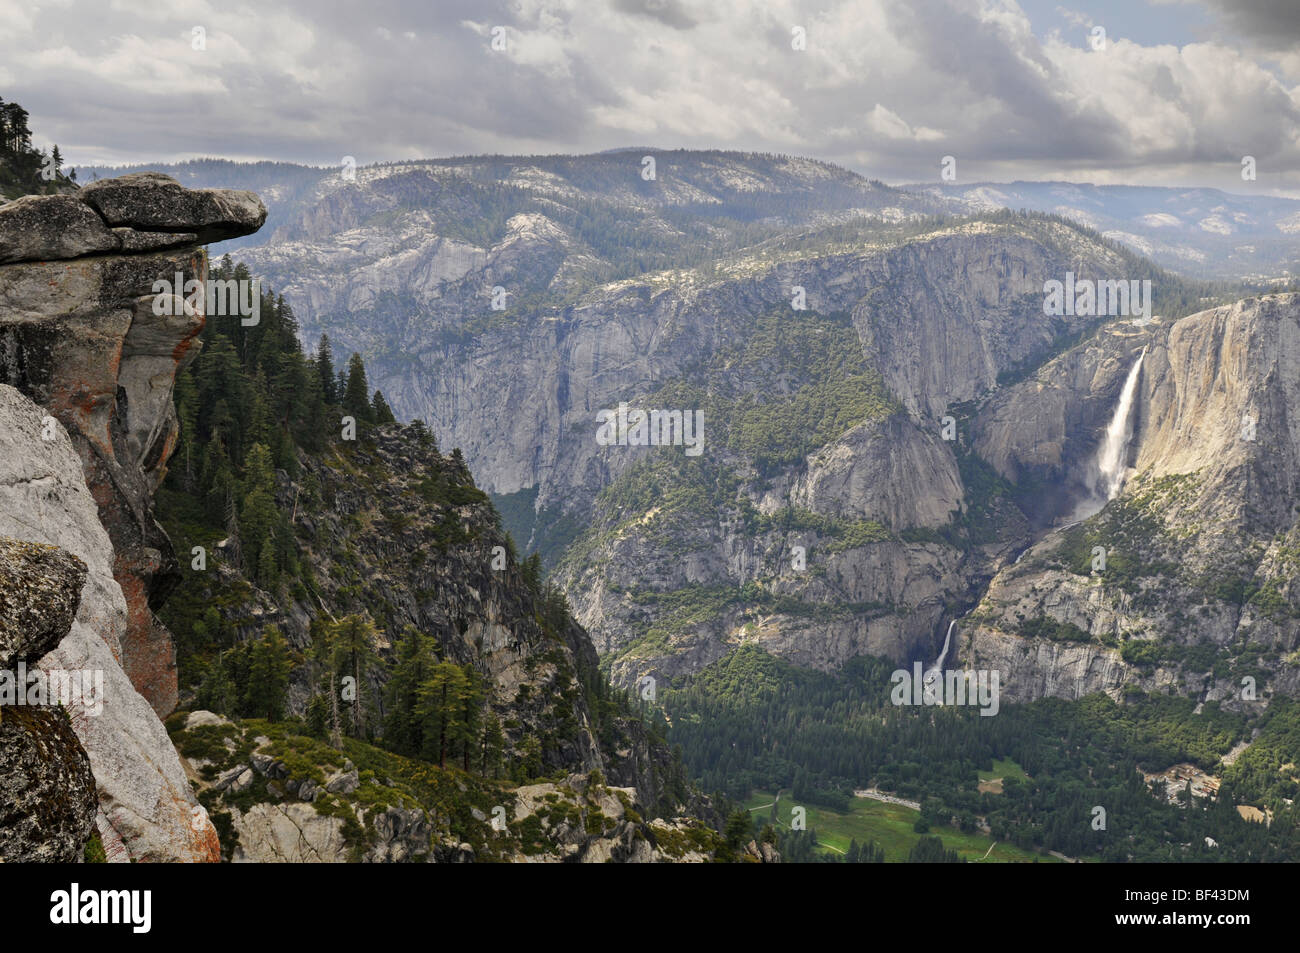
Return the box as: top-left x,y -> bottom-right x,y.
3,0 -> 1299,194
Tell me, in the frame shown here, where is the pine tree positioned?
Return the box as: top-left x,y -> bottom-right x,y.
306,694 -> 329,738
481,711 -> 506,778
383,626 -> 436,756
372,389 -> 397,424
327,615 -> 380,740
174,369 -> 199,491
315,335 -> 337,404
257,536 -> 279,589
297,366 -> 327,453
342,353 -> 373,424
196,658 -> 236,715
456,666 -> 485,771
417,661 -> 470,768
246,625 -> 292,721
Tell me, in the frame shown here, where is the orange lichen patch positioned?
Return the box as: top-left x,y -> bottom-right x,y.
112,566 -> 178,716
88,476 -> 117,513
171,323 -> 204,362
189,815 -> 222,863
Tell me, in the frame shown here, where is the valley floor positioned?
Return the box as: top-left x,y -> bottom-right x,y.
743,787 -> 1066,863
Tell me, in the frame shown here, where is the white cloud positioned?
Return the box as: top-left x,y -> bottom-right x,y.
0,0 -> 1293,193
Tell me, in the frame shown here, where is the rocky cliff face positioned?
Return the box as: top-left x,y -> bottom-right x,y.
211,152 -> 1246,693
175,418 -> 689,815
0,384 -> 220,860
959,293 -> 1300,705
119,154 -> 1296,716
0,174 -> 265,715
542,219 -> 1154,685
0,173 -> 265,861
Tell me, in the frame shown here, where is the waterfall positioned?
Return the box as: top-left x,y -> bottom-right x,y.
1095,347 -> 1146,500
925,620 -> 957,678
1073,348 -> 1145,520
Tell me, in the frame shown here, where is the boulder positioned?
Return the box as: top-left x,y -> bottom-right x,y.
185,710 -> 233,730
0,706 -> 98,862
325,769 -> 360,795
0,538 -> 87,667
250,751 -> 276,775
0,194 -> 119,264
215,765 -> 254,793
0,527 -> 98,864
80,172 -> 266,244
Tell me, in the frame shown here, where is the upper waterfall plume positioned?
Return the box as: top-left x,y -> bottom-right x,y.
1072,347 -> 1146,521
920,620 -> 959,703
1096,347 -> 1147,500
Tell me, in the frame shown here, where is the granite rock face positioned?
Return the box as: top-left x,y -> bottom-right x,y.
960,294 -> 1300,705
0,194 -> 120,264
80,172 -> 266,244
0,384 -> 220,861
0,172 -> 264,715
0,171 -> 265,862
223,155 -> 1300,706
0,535 -> 97,863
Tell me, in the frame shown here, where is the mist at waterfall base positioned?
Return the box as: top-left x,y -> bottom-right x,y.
1070,347 -> 1147,523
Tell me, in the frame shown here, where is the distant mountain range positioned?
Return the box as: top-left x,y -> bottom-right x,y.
75,155 -> 1300,281
906,180 -> 1300,281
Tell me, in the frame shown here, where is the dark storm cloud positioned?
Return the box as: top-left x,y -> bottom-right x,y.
1195,0 -> 1300,48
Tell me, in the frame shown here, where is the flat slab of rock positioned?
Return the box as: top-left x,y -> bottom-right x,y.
80,172 -> 266,244
0,194 -> 119,264
112,227 -> 198,252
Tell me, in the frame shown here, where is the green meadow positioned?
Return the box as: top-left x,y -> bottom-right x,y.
744,789 -> 1062,863
979,758 -> 1030,784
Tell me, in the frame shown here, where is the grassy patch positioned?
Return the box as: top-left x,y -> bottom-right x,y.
746,790 -> 1059,863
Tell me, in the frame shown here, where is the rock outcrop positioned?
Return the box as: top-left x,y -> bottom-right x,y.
0,705 -> 98,862
0,536 -> 98,863
170,711 -> 730,863
960,293 -> 1300,704
0,538 -> 87,664
0,384 -> 221,860
0,173 -> 265,715
0,172 -> 266,861
79,172 -> 265,244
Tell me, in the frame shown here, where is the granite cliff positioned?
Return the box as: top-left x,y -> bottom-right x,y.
0,173 -> 265,860
196,153 -> 1292,704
